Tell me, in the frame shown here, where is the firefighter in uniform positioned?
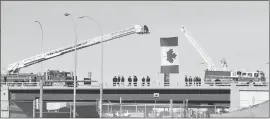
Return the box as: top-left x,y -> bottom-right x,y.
121,76 -> 125,86
194,76 -> 197,86
128,76 -> 132,86
133,76 -> 138,87
113,76 -> 117,87
117,75 -> 121,86
185,75 -> 188,86
142,77 -> 145,86
146,76 -> 150,86
189,76 -> 192,86
198,77 -> 202,86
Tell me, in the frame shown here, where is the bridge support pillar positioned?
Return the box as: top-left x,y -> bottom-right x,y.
1,85 -> 10,118
164,73 -> 170,86
229,85 -> 240,112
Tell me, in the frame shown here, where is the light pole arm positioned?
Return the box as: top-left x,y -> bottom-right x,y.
79,16 -> 103,40
34,21 -> 44,69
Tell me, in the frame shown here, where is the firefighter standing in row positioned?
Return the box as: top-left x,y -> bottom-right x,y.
112,76 -> 117,87
133,76 -> 138,87
117,75 -> 121,86
121,76 -> 125,86
142,77 -> 145,86
146,76 -> 151,86
128,76 -> 132,86
189,76 -> 192,86
185,75 -> 188,86
194,76 -> 198,86
198,77 -> 200,86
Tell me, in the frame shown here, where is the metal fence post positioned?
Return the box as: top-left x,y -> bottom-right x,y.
183,100 -> 185,118
70,103 -> 72,118
154,100 -> 156,118
120,97 -> 122,117
179,104 -> 181,118
136,104 -> 138,117
196,108 -> 198,118
214,105 -> 216,115
186,99 -> 188,118
144,104 -> 146,117
107,104 -> 108,114
170,99 -> 173,117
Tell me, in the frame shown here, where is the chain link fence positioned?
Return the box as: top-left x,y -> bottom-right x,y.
98,101 -> 230,118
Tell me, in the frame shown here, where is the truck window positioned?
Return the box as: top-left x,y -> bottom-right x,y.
237,71 -> 241,75
242,73 -> 246,76
4,76 -> 7,82
254,73 -> 258,77
248,73 -> 252,77
260,73 -> 265,77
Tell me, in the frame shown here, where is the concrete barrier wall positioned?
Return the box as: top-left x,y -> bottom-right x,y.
1,86 -> 10,118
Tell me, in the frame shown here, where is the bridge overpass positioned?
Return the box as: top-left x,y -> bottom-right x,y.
1,83 -> 269,118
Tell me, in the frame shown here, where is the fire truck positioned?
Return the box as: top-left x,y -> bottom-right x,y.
1,25 -> 150,86
181,25 -> 267,86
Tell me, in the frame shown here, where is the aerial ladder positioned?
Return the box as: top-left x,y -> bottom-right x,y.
181,25 -> 216,71
6,25 -> 150,74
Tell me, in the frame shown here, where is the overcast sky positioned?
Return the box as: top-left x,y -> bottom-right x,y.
1,1 -> 269,84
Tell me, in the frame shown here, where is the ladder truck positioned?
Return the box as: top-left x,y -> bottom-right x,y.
181,25 -> 266,86
2,25 -> 150,84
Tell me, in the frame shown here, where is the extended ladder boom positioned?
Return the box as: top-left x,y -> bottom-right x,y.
7,25 -> 150,74
181,25 -> 216,71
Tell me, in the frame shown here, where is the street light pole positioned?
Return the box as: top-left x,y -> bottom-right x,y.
78,16 -> 103,118
34,20 -> 44,118
64,13 -> 78,118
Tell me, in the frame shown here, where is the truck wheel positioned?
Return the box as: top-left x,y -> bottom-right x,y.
248,80 -> 253,84
215,79 -> 222,85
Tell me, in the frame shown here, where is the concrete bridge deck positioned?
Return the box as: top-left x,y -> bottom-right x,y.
1,83 -> 269,118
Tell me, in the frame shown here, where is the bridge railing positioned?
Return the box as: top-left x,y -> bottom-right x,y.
1,81 -> 268,89
1,82 -> 41,87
